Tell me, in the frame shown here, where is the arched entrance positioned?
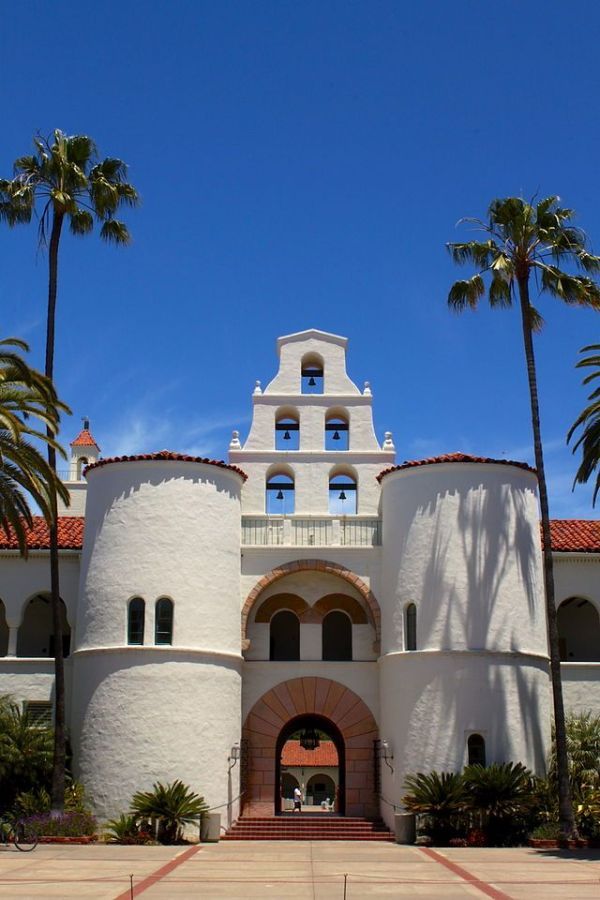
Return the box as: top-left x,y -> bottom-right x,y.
242,676 -> 378,818
276,714 -> 345,815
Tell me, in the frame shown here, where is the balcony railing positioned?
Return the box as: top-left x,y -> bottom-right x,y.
241,516 -> 381,547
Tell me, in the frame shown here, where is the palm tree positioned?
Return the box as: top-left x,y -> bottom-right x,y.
567,344 -> 600,504
0,696 -> 54,813
0,337 -> 69,555
0,130 -> 138,813
447,196 -> 600,838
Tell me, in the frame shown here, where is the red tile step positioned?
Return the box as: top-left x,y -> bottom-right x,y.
223,816 -> 395,841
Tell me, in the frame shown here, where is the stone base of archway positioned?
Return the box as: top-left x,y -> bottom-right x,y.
242,677 -> 379,818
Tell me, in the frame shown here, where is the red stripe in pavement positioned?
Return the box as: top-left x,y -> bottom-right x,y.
420,847 -> 512,900
113,845 -> 201,899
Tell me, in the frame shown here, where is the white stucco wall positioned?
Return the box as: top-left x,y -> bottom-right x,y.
71,459 -> 244,821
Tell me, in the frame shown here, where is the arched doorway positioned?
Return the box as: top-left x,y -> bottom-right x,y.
242,676 -> 378,818
276,714 -> 345,815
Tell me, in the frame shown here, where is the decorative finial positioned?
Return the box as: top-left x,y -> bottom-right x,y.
253,380 -> 262,395
82,416 -> 90,430
363,381 -> 372,396
383,431 -> 395,451
229,430 -> 242,450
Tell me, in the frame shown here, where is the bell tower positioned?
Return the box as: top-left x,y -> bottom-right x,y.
228,329 -> 395,516
57,419 -> 101,517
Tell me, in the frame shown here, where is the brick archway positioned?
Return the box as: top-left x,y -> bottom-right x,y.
241,559 -> 381,651
242,677 -> 378,817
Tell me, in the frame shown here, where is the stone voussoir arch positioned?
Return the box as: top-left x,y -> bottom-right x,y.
241,558 -> 381,652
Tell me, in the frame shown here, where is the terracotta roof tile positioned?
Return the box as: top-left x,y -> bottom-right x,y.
85,451 -> 247,481
546,520 -> 600,554
0,517 -> 85,550
71,429 -> 100,449
377,452 -> 536,482
281,740 -> 338,767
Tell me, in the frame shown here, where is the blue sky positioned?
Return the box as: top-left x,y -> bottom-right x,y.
1,1 -> 599,516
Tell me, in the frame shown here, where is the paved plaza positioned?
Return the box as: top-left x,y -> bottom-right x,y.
0,841 -> 599,899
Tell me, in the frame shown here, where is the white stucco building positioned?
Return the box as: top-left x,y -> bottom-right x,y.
1,328 -> 599,828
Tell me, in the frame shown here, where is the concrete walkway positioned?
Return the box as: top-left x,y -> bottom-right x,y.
0,841 -> 599,899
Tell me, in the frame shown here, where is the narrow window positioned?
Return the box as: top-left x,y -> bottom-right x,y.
128,597 -> 145,645
155,598 -> 174,645
275,414 -> 300,450
329,472 -> 357,514
405,603 -> 417,651
266,472 -> 295,514
270,610 -> 300,660
325,415 -> 349,450
77,457 -> 88,479
322,610 -> 352,661
301,355 -> 324,394
467,733 -> 486,766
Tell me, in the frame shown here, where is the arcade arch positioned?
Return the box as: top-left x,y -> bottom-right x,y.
16,593 -> 71,658
557,597 -> 600,661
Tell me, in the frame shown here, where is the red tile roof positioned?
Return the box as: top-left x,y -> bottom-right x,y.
547,520 -> 600,553
85,451 -> 247,481
281,740 -> 338,767
0,517 -> 85,550
71,428 -> 100,449
377,452 -> 536,482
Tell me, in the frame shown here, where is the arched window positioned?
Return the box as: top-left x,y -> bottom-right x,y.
405,603 -> 417,651
266,472 -> 295,514
270,610 -> 300,660
77,457 -> 88,479
128,597 -> 145,645
155,598 -> 174,645
467,733 -> 486,766
322,610 -> 352,661
301,354 -> 324,394
17,594 -> 71,658
275,411 -> 300,450
325,412 -> 349,451
328,472 -> 357,514
557,597 -> 600,661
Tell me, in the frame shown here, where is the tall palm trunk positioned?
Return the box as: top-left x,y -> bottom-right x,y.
46,210 -> 66,814
517,275 -> 575,837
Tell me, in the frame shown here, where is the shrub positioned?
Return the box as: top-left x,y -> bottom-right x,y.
130,780 -> 208,844
13,781 -> 90,819
402,771 -> 465,844
462,762 -> 536,845
530,822 -> 561,840
21,811 -> 97,837
549,711 -> 600,801
105,814 -> 153,845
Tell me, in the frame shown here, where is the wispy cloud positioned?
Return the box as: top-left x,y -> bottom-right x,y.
103,408 -> 249,460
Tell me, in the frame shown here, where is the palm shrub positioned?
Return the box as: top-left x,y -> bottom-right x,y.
105,813 -> 153,845
0,697 -> 53,812
402,771 -> 466,844
549,711 -> 600,801
462,762 -> 536,845
130,780 -> 209,844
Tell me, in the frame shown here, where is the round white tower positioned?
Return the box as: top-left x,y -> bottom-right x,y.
378,454 -> 551,821
71,452 -> 245,821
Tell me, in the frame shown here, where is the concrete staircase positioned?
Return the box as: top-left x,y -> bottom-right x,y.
222,815 -> 396,841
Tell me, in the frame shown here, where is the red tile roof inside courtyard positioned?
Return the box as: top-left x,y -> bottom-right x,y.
282,740 -> 338,767
1,517 -> 598,553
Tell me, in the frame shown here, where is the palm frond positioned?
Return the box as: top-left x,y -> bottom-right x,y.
448,275 -> 485,311
100,219 -> 131,244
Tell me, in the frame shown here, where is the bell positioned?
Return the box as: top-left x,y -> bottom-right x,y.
308,376 -> 316,387
338,490 -> 347,501
332,430 -> 340,440
276,490 -> 284,501
283,430 -> 291,440
299,728 -> 320,751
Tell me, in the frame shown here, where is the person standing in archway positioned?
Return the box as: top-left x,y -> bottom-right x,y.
293,785 -> 302,812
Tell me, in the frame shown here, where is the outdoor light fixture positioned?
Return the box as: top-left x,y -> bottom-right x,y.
379,739 -> 394,773
299,728 -> 320,751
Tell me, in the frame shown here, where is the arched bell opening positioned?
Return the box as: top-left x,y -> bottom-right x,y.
276,713 -> 345,816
